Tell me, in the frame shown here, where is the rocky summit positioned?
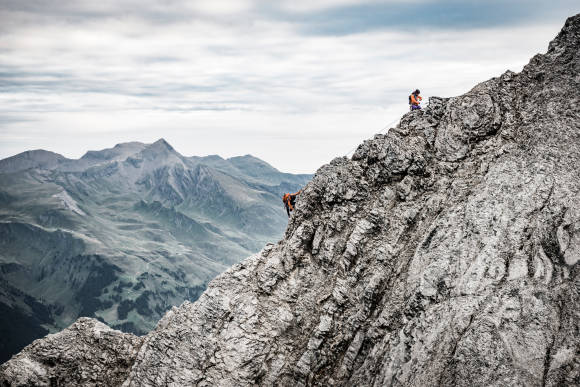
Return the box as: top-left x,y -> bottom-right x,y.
2,13 -> 580,387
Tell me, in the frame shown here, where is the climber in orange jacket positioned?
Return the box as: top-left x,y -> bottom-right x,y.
283,190 -> 301,217
409,89 -> 422,110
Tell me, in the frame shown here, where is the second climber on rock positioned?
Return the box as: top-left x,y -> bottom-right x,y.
283,190 -> 301,217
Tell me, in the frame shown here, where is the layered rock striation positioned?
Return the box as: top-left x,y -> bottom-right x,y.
2,13 -> 580,387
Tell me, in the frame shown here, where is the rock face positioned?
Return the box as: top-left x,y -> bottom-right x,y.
2,13 -> 580,387
0,318 -> 141,386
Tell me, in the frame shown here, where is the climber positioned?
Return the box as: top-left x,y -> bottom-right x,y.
409,89 -> 422,111
283,190 -> 301,217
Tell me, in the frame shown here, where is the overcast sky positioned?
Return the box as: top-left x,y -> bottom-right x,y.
1,1 -> 578,173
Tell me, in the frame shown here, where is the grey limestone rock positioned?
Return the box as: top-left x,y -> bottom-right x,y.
2,13 -> 580,387
0,318 -> 142,386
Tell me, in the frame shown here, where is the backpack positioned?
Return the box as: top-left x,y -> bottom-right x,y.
408,95 -> 412,105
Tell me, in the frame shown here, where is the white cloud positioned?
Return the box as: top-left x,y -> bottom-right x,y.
0,0 -> 575,172
188,0 -> 254,15
272,0 -> 425,13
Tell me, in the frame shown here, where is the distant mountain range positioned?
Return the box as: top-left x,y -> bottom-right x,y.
0,139 -> 311,363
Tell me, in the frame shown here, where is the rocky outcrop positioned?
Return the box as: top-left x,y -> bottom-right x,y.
2,13 -> 580,387
0,318 -> 141,386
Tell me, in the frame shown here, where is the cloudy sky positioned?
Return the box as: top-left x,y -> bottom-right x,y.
1,1 -> 578,173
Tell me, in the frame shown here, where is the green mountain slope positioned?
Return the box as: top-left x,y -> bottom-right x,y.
0,139 -> 311,363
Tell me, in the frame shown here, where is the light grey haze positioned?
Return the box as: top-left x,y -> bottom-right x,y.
0,0 -> 578,173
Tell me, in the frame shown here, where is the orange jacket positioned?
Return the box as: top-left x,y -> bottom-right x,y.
283,190 -> 301,211
410,94 -> 422,105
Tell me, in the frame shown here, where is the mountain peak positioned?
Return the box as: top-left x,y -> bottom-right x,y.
228,154 -> 280,174
0,149 -> 67,173
149,138 -> 174,151
123,138 -> 188,167
202,154 -> 224,161
113,141 -> 145,149
549,13 -> 580,53
80,142 -> 147,162
134,138 -> 182,163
